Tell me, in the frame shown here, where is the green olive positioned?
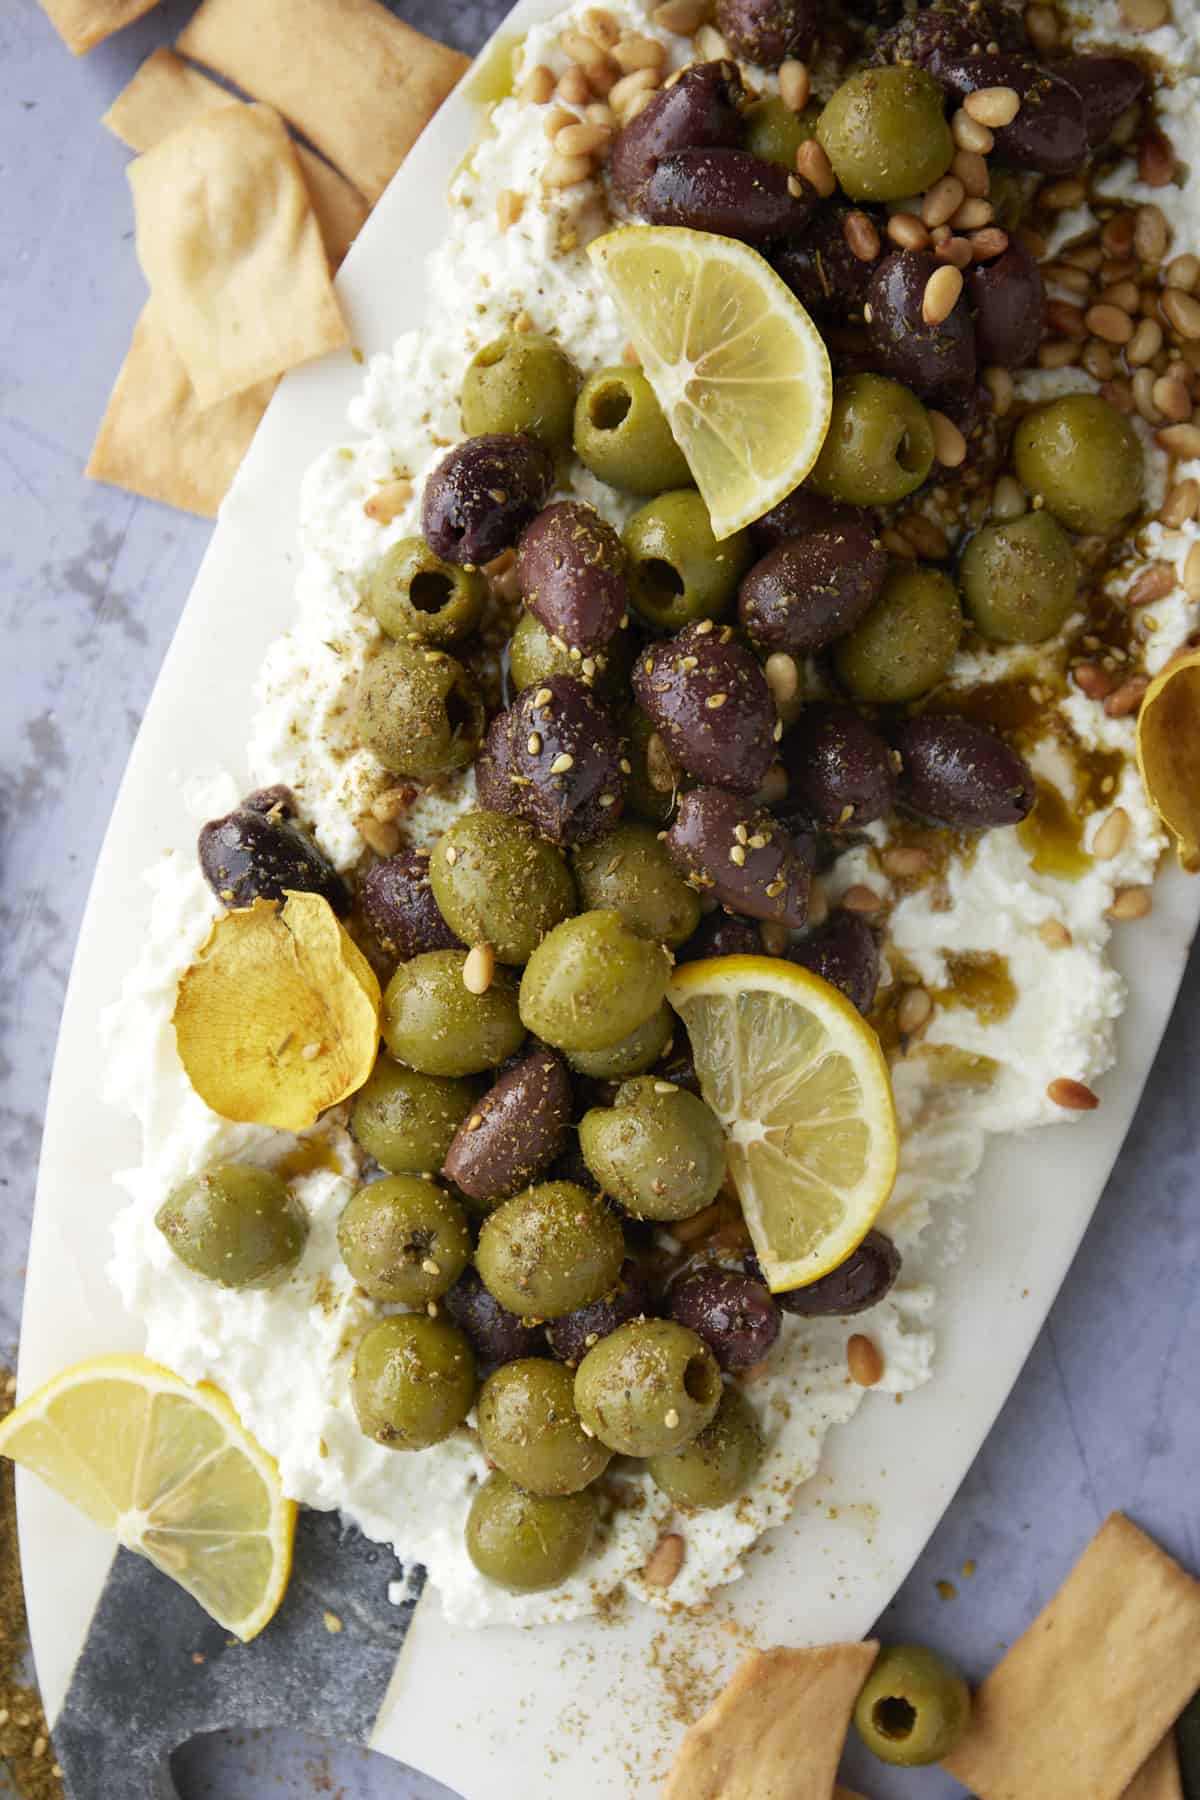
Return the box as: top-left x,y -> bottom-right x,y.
960,511 -> 1079,643
465,1471 -> 598,1591
350,1054 -> 481,1174
623,490 -> 753,631
382,949 -> 525,1077
566,1001 -> 675,1081
519,910 -> 671,1053
622,705 -> 681,826
574,367 -> 693,495
508,609 -> 635,698
461,333 -> 580,453
429,810 -> 577,966
156,1164 -> 307,1289
570,821 -> 700,948
477,1358 -> 611,1495
367,538 -> 485,648
337,1175 -> 471,1305
809,375 -> 935,507
853,1643 -> 972,1766
648,1385 -> 764,1509
743,96 -> 820,168
579,1077 -> 726,1221
1012,393 -> 1144,535
834,563 -> 962,702
475,1180 -> 626,1319
574,1318 -> 722,1457
817,66 -> 954,202
351,1314 -> 476,1451
356,640 -> 485,780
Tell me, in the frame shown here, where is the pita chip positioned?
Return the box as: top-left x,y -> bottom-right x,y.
38,0 -> 157,56
665,1643 -> 878,1800
177,0 -> 468,204
835,1789 -> 871,1799
1122,1736 -> 1184,1800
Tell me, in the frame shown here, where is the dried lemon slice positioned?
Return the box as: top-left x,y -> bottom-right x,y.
174,890 -> 381,1130
1136,646 -> 1200,872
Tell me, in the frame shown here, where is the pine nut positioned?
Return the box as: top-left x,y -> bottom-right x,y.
1039,919 -> 1072,949
992,475 -> 1027,520
694,22 -> 731,57
556,121 -> 613,157
1158,422 -> 1200,457
764,652 -> 799,706
779,58 -> 811,112
1100,279 -> 1140,312
951,198 -> 993,232
613,34 -> 667,72
1082,338 -> 1116,382
652,0 -> 711,30
844,210 -> 881,261
929,409 -> 967,468
882,528 -> 918,559
922,175 -> 965,229
842,884 -> 884,915
463,943 -> 496,994
545,152 -> 593,189
1133,203 -> 1170,263
1139,129 -> 1175,187
585,100 -> 615,124
882,846 -> 932,878
1108,886 -> 1153,920
935,236 -> 972,270
544,104 -> 575,138
1064,243 -> 1105,273
897,987 -> 933,1033
617,87 -> 656,124
1160,478 -> 1200,526
1038,339 -> 1082,370
1166,254 -> 1200,292
1091,807 -> 1130,860
1041,178 -> 1087,210
1086,303 -> 1135,345
561,28 -> 617,74
363,477 -> 413,523
645,731 -> 677,793
1024,3 -> 1060,50
372,784 -> 417,824
796,139 -> 836,199
1047,263 -> 1092,295
1133,367 -> 1163,421
888,212 -> 930,252
521,64 -> 557,104
609,65 -> 661,109
951,147 -> 990,197
1073,661 -> 1116,700
969,226 -> 1009,263
952,107 -> 994,153
556,65 -> 591,106
965,86 -> 1021,128
1102,213 -> 1136,257
1104,675 -> 1150,718
1127,317 -> 1163,366
922,264 -> 964,325
1185,542 -> 1200,598
1152,375 -> 1193,421
900,514 -> 951,559
583,7 -> 621,47
1120,0 -> 1169,26
1047,1077 -> 1100,1109
358,817 -> 400,858
847,1335 -> 885,1386
984,366 -> 1015,415
643,1532 -> 685,1587
1162,288 -> 1200,340
1047,299 -> 1089,340
1127,562 -> 1177,608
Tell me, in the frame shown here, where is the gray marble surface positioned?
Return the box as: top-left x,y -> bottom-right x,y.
1,2 -> 1198,1796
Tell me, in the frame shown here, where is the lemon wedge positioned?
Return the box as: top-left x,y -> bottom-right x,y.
588,225 -> 832,540
0,1355 -> 295,1641
668,956 -> 898,1292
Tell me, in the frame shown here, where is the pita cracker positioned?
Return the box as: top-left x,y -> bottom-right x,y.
38,0 -> 157,56
129,105 -> 348,408
103,51 -> 368,268
944,1514 -> 1200,1800
177,0 -> 468,204
665,1643 -> 878,1800
86,304 -> 274,518
1122,1736 -> 1184,1800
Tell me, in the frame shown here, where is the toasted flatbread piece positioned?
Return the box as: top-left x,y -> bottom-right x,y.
1123,1737 -> 1184,1800
665,1643 -> 878,1800
39,0 -> 157,56
129,105 -> 347,408
103,50 -> 368,268
177,0 -> 468,203
944,1514 -> 1200,1800
86,304 -> 274,517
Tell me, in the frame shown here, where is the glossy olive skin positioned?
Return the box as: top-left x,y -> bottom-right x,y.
442,1047 -> 572,1206
475,1180 -> 626,1319
788,911 -> 881,1016
421,433 -> 554,567
666,787 -> 812,927
356,640 -> 485,779
669,1266 -> 781,1369
571,820 -> 701,948
507,609 -> 634,700
466,1472 -> 597,1592
754,1227 -> 900,1315
891,716 -> 1036,829
156,1164 -> 307,1289
574,1317 -> 723,1457
780,703 -> 895,829
853,1643 -> 972,1766
641,148 -> 818,243
546,1259 -> 656,1364
817,67 -> 953,202
338,1175 -> 470,1305
960,512 -> 1078,644
938,53 -> 1086,177
1056,54 -> 1145,149
360,849 -> 461,965
834,564 -> 962,703
743,95 -> 819,168
809,375 -> 934,508
739,525 -> 886,657
199,790 -> 349,916
442,1266 -> 547,1366
963,239 -> 1044,370
773,208 -> 878,324
382,949 -> 525,1077
633,622 -> 776,795
478,1359 -> 611,1496
461,334 -> 579,453
517,502 -> 628,654
367,538 -> 486,648
624,491 -> 752,632
429,810 -> 576,966
579,1077 -> 726,1222
351,1055 -> 481,1175
566,1001 -> 675,1081
609,59 -> 746,211
717,0 -> 821,64
504,676 -> 628,847
519,909 -> 671,1053
351,1315 -> 476,1451
573,369 -> 693,496
866,251 -> 976,405
648,1384 -> 764,1509
1013,394 -> 1144,536
750,489 -> 866,555
675,909 -> 762,964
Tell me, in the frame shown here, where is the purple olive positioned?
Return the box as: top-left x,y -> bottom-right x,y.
788,910 -> 881,1015
610,61 -> 746,211
747,1229 -> 900,1314
641,148 -> 819,243
633,621 -> 776,794
891,714 -> 1036,828
865,251 -> 976,404
508,676 -> 627,846
442,1049 -> 572,1206
675,909 -> 764,964
750,488 -> 868,554
717,0 -> 823,65
937,55 -> 1087,177
739,525 -> 887,656
964,239 -> 1045,370
361,847 -> 462,962
669,1265 -> 781,1369
422,433 -> 554,567
780,703 -> 896,830
443,1267 -> 547,1366
545,1260 -> 656,1365
517,502 -> 628,654
199,790 -> 349,916
1056,54 -> 1146,150
666,786 -> 811,927
773,208 -> 880,324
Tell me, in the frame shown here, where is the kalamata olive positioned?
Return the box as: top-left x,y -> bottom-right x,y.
610,60 -> 746,211
750,488 -> 867,554
963,239 -> 1044,370
717,0 -> 822,65
788,909 -> 881,1015
891,715 -> 1036,828
780,702 -> 895,830
633,622 -> 776,794
874,5 -> 995,77
475,710 -> 518,817
422,433 -> 554,567
517,502 -> 628,655
747,1228 -> 900,1314
937,55 -> 1087,177
773,209 -> 879,324
653,1038 -> 702,1096
442,1266 -> 547,1366
508,676 -> 627,846
1056,54 -> 1146,150
669,1265 -> 781,1369
666,787 -> 811,926
641,148 -> 818,243
545,1260 -> 656,1365
361,847 -> 462,963
199,790 -> 349,915
442,1048 -> 572,1207
739,526 -> 887,657
865,251 -> 976,405
675,909 -> 764,963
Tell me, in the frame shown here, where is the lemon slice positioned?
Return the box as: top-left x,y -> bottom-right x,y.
588,225 -> 832,540
0,1355 -> 295,1641
669,957 -> 898,1292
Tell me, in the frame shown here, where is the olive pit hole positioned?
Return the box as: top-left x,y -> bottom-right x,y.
895,429 -> 924,475
410,571 -> 455,614
873,1697 -> 917,1741
446,689 -> 475,737
684,1353 -> 715,1403
589,384 -> 633,432
640,558 -> 686,607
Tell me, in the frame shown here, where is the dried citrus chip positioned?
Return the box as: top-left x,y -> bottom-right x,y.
1136,646 -> 1200,873
174,891 -> 381,1130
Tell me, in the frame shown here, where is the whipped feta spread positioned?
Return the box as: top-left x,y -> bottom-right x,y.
106,0 -> 1200,1627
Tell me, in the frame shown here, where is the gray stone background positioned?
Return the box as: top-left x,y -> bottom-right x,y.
1,1 -> 1197,1795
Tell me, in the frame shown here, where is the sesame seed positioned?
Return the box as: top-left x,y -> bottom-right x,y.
527,732 -> 543,755
533,687 -> 553,706
706,692 -> 728,709
730,844 -> 747,866
421,1258 -> 441,1276
664,1408 -> 680,1429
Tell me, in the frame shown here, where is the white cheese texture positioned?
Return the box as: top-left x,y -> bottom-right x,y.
107,0 -> 1200,1626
